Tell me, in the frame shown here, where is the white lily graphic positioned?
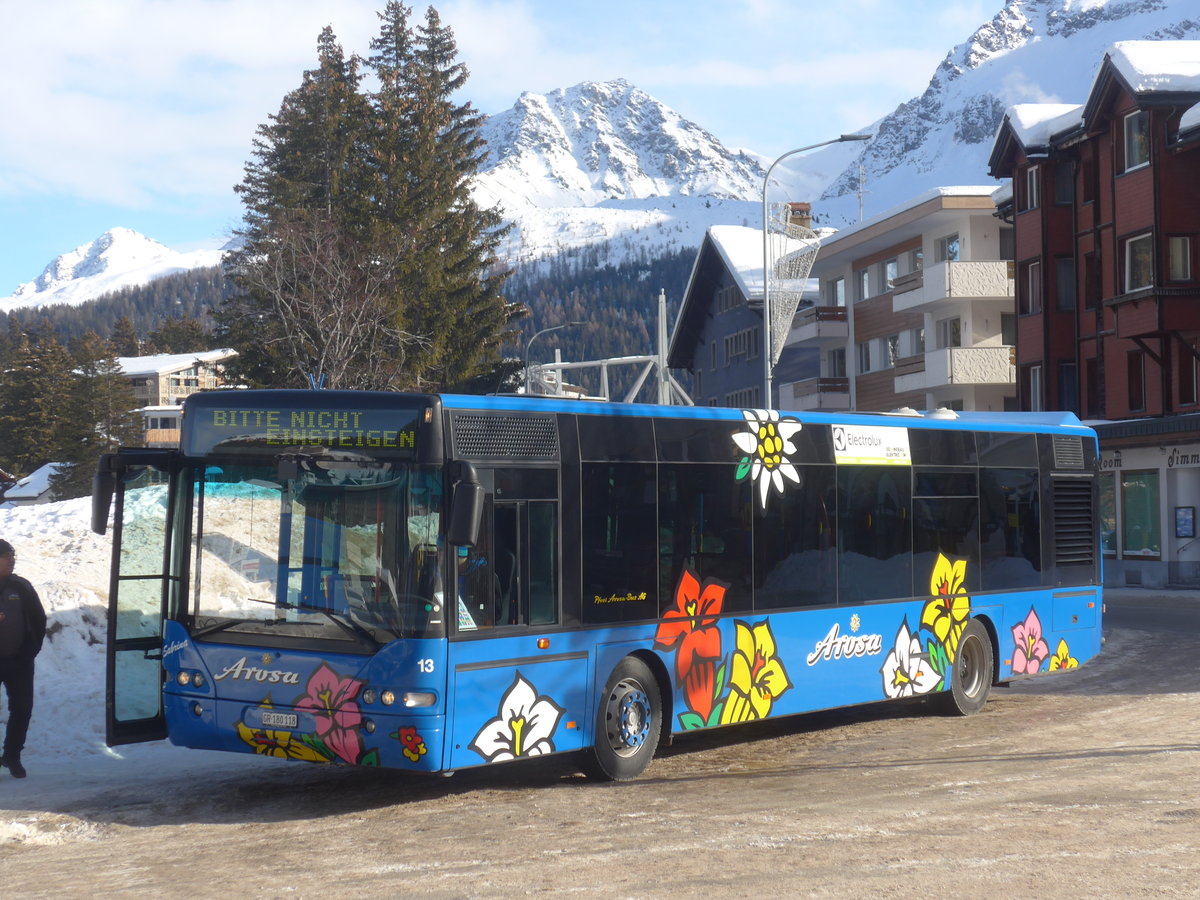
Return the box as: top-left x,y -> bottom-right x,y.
880,619 -> 942,699
469,673 -> 565,762
732,408 -> 803,508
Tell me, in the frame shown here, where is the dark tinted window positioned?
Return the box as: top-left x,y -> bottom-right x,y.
838,466 -> 912,603
659,464 -> 752,612
913,497 -> 980,594
979,468 -> 1043,589
754,465 -> 837,608
580,463 -> 658,622
578,415 -> 655,461
978,432 -> 1038,467
909,429 -> 977,466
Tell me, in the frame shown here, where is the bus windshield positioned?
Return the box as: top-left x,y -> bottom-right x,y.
188,453 -> 445,645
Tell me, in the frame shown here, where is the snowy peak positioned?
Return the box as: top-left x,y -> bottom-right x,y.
2,228 -> 225,314
477,79 -> 766,209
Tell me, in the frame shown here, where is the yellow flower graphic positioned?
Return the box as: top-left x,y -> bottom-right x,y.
921,554 -> 970,662
1049,639 -> 1078,670
720,620 -> 792,724
236,703 -> 328,762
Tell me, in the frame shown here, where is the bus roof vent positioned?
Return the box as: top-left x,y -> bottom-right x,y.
1052,435 -> 1085,469
451,412 -> 559,461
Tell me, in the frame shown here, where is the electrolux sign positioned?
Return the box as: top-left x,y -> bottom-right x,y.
184,402 -> 420,456
831,424 -> 912,466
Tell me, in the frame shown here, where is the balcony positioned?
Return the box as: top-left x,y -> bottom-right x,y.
786,306 -> 848,348
780,376 -> 850,411
893,260 -> 1014,314
894,345 -> 1015,393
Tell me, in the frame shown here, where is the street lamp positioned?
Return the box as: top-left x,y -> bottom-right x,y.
525,321 -> 585,394
761,133 -> 871,408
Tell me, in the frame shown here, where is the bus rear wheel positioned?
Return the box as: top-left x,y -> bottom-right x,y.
937,618 -> 993,716
582,657 -> 661,781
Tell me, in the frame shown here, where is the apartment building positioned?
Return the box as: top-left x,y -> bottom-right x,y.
117,349 -> 237,446
782,188 -> 1016,413
988,41 -> 1200,586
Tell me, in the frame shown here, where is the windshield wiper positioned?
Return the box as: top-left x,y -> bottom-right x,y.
241,595 -> 383,648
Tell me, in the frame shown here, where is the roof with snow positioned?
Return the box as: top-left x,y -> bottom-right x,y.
116,348 -> 236,376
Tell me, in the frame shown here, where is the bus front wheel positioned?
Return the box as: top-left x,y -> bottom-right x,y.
582,657 -> 661,781
937,618 -> 994,716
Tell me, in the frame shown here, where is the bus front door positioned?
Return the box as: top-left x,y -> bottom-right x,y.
102,451 -> 180,746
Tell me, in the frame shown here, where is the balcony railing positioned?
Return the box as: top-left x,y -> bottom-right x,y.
893,260 -> 1014,313
894,345 -> 1015,393
782,376 -> 850,411
787,305 -> 848,348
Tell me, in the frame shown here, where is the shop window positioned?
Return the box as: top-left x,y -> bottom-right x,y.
1099,472 -> 1116,557
1121,470 -> 1160,558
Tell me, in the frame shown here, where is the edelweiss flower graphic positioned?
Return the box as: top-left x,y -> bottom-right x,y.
732,408 -> 802,508
469,673 -> 564,762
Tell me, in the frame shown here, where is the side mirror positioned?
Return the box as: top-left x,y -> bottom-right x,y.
446,461 -> 482,547
91,454 -> 118,535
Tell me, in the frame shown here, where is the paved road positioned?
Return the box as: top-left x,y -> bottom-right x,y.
3,589 -> 1200,898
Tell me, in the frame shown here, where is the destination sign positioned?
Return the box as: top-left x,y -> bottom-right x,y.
183,400 -> 422,457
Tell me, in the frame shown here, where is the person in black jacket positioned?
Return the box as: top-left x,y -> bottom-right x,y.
0,539 -> 46,778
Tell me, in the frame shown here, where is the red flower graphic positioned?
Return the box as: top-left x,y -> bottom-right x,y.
655,570 -> 726,721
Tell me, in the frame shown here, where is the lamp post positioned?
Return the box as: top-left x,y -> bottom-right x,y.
525,321 -> 585,394
761,133 -> 871,409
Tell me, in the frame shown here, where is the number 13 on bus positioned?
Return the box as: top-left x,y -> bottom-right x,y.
92,390 -> 1101,780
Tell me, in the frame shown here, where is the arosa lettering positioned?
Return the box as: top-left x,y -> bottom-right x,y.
806,622 -> 884,666
192,406 -> 418,453
213,657 -> 302,684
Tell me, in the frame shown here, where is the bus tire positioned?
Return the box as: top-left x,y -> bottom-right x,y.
937,618 -> 993,716
582,656 -> 661,781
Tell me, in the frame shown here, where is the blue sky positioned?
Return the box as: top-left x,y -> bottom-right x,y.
0,0 -> 991,295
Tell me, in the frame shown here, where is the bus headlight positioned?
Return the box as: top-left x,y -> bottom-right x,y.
177,672 -> 191,686
362,689 -> 377,705
380,690 -> 396,706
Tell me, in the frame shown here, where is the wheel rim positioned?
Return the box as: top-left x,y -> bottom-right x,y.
959,633 -> 986,698
605,678 -> 652,758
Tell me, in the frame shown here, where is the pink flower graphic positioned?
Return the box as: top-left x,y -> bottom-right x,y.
1011,608 -> 1050,675
296,663 -> 365,763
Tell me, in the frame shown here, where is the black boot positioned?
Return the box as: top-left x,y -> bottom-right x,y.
1,754 -> 26,778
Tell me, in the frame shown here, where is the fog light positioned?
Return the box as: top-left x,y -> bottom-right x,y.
362,689 -> 377,705
380,690 -> 396,706
191,702 -> 203,717
177,672 -> 191,686
403,692 -> 436,708
363,719 -> 376,734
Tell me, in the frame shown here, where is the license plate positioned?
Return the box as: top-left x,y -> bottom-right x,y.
261,711 -> 298,729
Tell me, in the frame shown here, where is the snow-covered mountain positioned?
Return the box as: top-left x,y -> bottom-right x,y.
816,0 -> 1200,228
5,0 -> 1199,314
0,227 -> 226,315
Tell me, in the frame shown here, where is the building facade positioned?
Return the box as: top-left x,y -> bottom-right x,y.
989,41 -> 1200,586
785,188 -> 1016,413
117,349 -> 237,447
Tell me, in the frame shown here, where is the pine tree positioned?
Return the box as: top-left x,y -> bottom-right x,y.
110,316 -> 141,357
0,325 -> 77,478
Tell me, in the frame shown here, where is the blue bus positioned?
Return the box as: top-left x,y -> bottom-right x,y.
92,390 -> 1101,780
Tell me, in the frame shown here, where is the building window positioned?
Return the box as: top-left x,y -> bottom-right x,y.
1085,357 -> 1100,417
1180,344 -> 1198,406
1001,314 -> 1016,346
910,326 -> 925,355
1020,260 -> 1042,315
856,268 -> 870,301
710,341 -> 717,371
828,277 -> 846,307
1053,163 -> 1074,204
1081,156 -> 1096,204
1058,362 -> 1078,412
694,369 -> 703,396
1123,110 -> 1150,171
1169,236 -> 1192,281
885,334 -> 900,368
828,347 -> 846,378
1000,227 -> 1015,261
909,248 -> 924,271
1127,350 -> 1145,411
1022,165 -> 1040,211
1055,257 -> 1076,311
857,341 -> 872,375
1029,364 -> 1043,412
1121,470 -> 1160,558
1124,233 -> 1153,292
936,234 -> 960,263
883,258 -> 898,290
724,328 -> 759,362
936,317 -> 961,350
